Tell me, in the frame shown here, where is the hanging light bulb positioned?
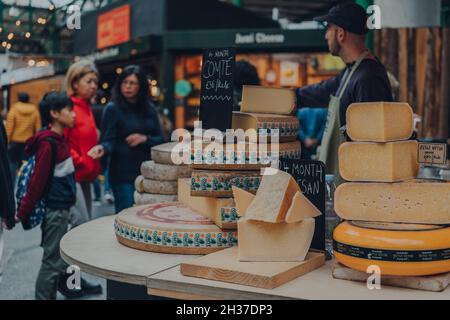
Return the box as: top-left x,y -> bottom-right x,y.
6,43 -> 12,50
7,33 -> 14,40
16,20 -> 21,26
25,32 -> 31,38
1,42 -> 7,48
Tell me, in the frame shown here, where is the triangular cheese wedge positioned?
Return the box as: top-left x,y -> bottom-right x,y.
285,191 -> 321,223
245,169 -> 300,223
232,186 -> 255,217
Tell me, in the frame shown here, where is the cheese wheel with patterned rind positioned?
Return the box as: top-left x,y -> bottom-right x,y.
333,221 -> 450,276
114,202 -> 237,254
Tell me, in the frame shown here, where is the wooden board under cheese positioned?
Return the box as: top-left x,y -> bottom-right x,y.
346,102 -> 414,142
339,141 -> 419,182
180,247 -> 325,289
134,176 -> 178,195
240,85 -> 296,115
231,112 -> 299,143
178,178 -> 237,230
244,169 -> 300,223
190,140 -> 301,171
134,191 -> 177,205
237,218 -> 316,262
191,170 -> 261,198
114,203 -> 237,254
335,181 -> 450,224
141,161 -> 191,181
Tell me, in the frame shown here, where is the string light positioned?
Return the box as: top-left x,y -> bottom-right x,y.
16,20 -> 21,26
7,33 -> 14,40
116,67 -> 123,75
151,80 -> 157,86
6,43 -> 12,50
49,5 -> 55,11
25,32 -> 31,38
1,42 -> 7,48
102,83 -> 109,90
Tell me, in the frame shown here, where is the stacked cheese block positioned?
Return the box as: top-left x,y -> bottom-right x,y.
233,169 -> 321,261
184,86 -> 302,230
133,142 -> 192,205
333,102 -> 450,276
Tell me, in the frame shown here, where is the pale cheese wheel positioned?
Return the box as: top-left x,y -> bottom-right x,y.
134,191 -> 177,205
151,142 -> 184,165
114,202 -> 237,254
141,161 -> 191,181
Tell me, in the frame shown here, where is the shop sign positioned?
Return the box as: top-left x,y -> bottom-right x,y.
418,143 -> 447,166
84,47 -> 120,62
278,159 -> 326,252
235,32 -> 285,45
97,4 -> 131,50
200,47 -> 236,131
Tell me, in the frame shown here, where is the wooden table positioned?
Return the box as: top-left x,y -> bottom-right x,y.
147,263 -> 450,300
60,215 -> 200,299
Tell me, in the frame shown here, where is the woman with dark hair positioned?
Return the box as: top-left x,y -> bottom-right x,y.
88,65 -> 163,213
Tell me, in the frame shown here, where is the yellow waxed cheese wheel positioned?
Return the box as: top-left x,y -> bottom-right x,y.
333,221 -> 450,276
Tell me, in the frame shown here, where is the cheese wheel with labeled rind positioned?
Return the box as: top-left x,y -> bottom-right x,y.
134,191 -> 177,205
339,141 -> 419,182
346,102 -> 414,142
114,202 -> 237,254
141,161 -> 191,181
335,181 -> 450,224
333,221 -> 450,276
191,170 -> 261,198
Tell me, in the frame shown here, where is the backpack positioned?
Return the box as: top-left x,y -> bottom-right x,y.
16,137 -> 57,230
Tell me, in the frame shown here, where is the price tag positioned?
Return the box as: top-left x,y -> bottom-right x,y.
418,143 -> 447,166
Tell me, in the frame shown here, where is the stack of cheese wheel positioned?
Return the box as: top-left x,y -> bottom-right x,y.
333,102 -> 450,276
133,142 -> 192,205
185,86 -> 302,231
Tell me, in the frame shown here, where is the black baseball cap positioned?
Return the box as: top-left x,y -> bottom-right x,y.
314,2 -> 369,35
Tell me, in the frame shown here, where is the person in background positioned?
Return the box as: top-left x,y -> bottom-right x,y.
233,60 -> 260,111
88,65 -> 164,213
298,108 -> 328,160
0,119 -> 16,282
14,93 -> 79,299
296,2 -> 393,182
5,92 -> 42,185
64,60 -> 101,223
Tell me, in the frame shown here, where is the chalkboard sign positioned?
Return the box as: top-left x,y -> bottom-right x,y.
200,47 -> 236,132
279,159 -> 326,252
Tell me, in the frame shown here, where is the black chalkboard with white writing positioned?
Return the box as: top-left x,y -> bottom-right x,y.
279,159 -> 325,252
200,47 -> 236,132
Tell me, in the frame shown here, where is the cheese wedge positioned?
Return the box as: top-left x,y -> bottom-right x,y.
335,182 -> 450,224
238,218 -> 315,262
231,186 -> 255,217
346,102 -> 414,142
178,178 -> 237,229
285,191 -> 321,223
245,169 -> 300,223
240,85 -> 296,115
339,141 -> 419,182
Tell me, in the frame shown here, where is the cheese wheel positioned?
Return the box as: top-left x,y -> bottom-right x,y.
135,175 -> 145,193
346,102 -> 414,142
333,221 -> 450,276
151,142 -> 184,165
114,203 -> 237,254
335,181 -> 450,224
134,191 -> 177,205
141,161 -> 191,181
191,170 -> 261,198
339,141 -> 419,182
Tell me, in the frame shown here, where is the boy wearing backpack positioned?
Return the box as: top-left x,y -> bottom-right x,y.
15,93 -> 79,300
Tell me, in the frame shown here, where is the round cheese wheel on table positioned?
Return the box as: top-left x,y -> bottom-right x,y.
114,202 -> 238,254
134,191 -> 177,205
134,175 -> 177,195
151,142 -> 184,165
333,221 -> 450,276
141,161 -> 191,181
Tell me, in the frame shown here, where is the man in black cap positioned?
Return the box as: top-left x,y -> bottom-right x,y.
297,2 -> 393,182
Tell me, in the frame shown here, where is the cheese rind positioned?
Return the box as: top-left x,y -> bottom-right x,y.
238,218 -> 315,262
333,221 -> 450,276
335,182 -> 450,224
141,161 -> 191,181
339,141 -> 419,182
346,102 -> 414,142
240,85 -> 296,115
285,191 -> 322,223
245,169 -> 300,223
134,191 -> 177,205
231,186 -> 255,217
178,179 -> 237,229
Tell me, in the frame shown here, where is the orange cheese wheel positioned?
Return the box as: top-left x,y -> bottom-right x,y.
333,221 -> 450,276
